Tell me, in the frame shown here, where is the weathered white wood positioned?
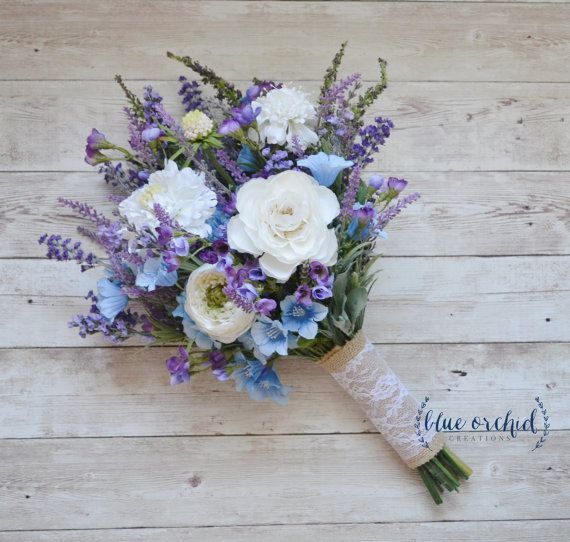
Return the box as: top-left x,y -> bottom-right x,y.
1,1 -> 569,82
2,81 -> 569,172
0,343 -> 565,438
0,432 -> 567,530
2,520 -> 569,542
0,256 -> 567,347
3,170 -> 569,258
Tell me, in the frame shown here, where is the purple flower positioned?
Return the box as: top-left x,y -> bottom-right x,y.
162,250 -> 180,272
368,174 -> 385,191
85,129 -> 111,165
171,236 -> 190,257
219,118 -> 241,135
248,267 -> 266,281
209,349 -> 229,381
219,103 -> 261,135
312,285 -> 333,300
198,248 -> 218,264
156,225 -> 173,246
233,104 -> 260,126
309,261 -> 329,285
141,126 -> 162,142
212,240 -> 229,255
166,347 -> 190,385
387,177 -> 408,193
237,282 -> 258,304
294,285 -> 312,306
255,298 -> 277,317
347,202 -> 377,240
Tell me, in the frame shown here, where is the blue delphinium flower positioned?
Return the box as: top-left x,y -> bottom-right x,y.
135,257 -> 178,291
251,317 -> 297,357
280,295 -> 328,339
96,278 -> 128,322
172,292 -> 214,349
207,208 -> 230,242
231,353 -> 292,405
297,151 -> 353,187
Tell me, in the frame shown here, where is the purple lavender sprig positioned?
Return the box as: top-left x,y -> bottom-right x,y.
258,148 -> 294,178
58,198 -> 111,227
178,76 -> 203,112
350,116 -> 394,166
38,234 -> 97,272
378,192 -> 421,229
340,165 -> 362,220
216,150 -> 249,184
69,290 -> 141,343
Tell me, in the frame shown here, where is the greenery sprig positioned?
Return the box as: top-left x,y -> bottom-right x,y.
114,75 -> 145,119
354,57 -> 388,123
320,41 -> 348,99
167,51 -> 242,106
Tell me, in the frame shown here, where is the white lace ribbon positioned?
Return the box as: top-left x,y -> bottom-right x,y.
322,338 -> 444,468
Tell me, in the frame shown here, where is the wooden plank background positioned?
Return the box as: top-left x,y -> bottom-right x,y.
0,1 -> 568,539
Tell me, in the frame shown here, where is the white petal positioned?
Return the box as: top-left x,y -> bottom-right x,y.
227,216 -> 262,256
315,185 -> 341,224
259,253 -> 298,282
314,228 -> 339,266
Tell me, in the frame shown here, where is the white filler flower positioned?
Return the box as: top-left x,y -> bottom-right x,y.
227,170 -> 340,281
119,160 -> 216,237
181,110 -> 214,141
184,264 -> 255,343
253,87 -> 319,150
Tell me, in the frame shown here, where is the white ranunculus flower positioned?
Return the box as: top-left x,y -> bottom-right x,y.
252,87 -> 319,150
227,170 -> 340,281
119,160 -> 216,237
184,264 -> 255,344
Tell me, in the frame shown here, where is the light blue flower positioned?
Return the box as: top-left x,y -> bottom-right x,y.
96,278 -> 128,322
207,208 -> 230,242
280,295 -> 328,339
172,292 -> 215,349
238,330 -> 268,363
231,352 -> 292,405
135,257 -> 178,292
297,152 -> 353,187
251,317 -> 297,357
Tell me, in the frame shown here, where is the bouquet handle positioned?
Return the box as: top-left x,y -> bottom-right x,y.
318,332 -> 471,503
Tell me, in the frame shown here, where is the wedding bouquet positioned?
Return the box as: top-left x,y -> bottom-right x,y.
40,43 -> 471,503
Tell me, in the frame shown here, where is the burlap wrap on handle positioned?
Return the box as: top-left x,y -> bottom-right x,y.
318,331 -> 444,469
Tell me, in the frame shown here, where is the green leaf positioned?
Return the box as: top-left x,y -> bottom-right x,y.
346,287 -> 368,323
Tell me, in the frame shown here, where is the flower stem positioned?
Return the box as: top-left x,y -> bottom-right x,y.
417,446 -> 472,505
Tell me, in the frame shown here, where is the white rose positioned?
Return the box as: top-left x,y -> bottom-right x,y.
119,160 -> 216,237
253,87 -> 319,150
227,170 -> 340,281
184,264 -> 255,344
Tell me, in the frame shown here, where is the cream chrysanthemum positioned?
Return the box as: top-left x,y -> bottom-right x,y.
181,110 -> 214,141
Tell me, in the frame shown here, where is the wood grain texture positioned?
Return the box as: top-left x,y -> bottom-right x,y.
0,433 -> 567,530
2,520 -> 570,542
1,257 -> 567,347
0,343 -> 565,438
1,1 -> 569,82
2,81 -> 570,172
3,171 -> 569,258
